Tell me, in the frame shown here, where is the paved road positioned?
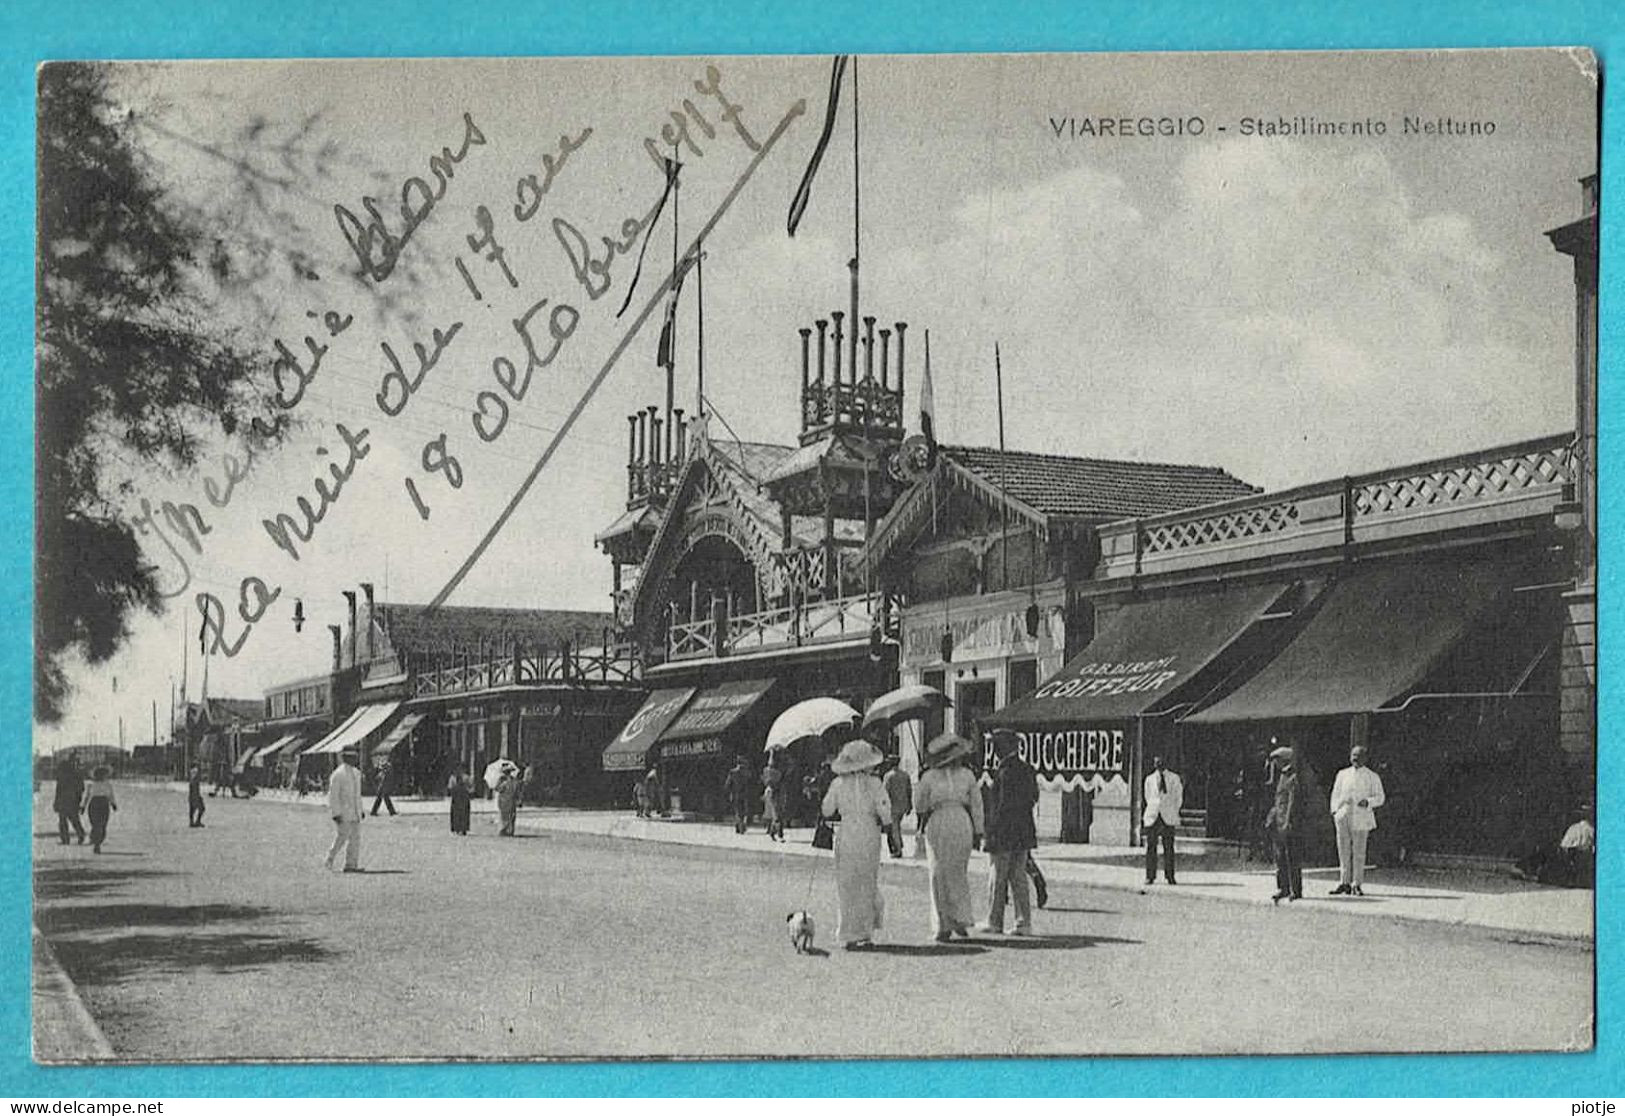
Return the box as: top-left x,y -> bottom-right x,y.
33,784 -> 1593,1061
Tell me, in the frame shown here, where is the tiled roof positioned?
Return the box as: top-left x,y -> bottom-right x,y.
942,445 -> 1259,520
377,604 -> 613,657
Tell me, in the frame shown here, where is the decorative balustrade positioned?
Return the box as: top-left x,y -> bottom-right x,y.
801,380 -> 904,434
666,592 -> 880,661
412,644 -> 641,697
1098,434 -> 1573,579
627,459 -> 681,506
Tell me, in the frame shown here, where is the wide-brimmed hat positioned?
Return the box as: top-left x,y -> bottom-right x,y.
1268,746 -> 1294,763
90,765 -> 111,780
829,739 -> 885,775
922,732 -> 976,769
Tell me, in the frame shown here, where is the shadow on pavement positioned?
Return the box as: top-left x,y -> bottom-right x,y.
974,933 -> 1141,950
34,864 -> 177,902
338,868 -> 411,874
860,942 -> 990,957
48,930 -> 333,989
1040,906 -> 1118,915
36,903 -> 279,936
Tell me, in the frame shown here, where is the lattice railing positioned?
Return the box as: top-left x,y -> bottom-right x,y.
1100,433 -> 1572,577
412,645 -> 641,696
801,381 -> 904,433
1142,497 -> 1300,554
1354,445 -> 1569,518
666,592 -> 877,660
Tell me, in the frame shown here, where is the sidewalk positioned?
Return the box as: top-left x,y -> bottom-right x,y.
138,781 -> 1594,946
511,809 -> 1596,947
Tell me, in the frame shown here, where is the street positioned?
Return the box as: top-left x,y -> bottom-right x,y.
34,784 -> 1593,1060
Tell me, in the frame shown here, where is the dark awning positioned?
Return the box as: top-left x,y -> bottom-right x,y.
659,679 -> 776,745
1185,555 -> 1522,723
602,688 -> 695,772
986,582 -> 1291,729
373,712 -> 426,756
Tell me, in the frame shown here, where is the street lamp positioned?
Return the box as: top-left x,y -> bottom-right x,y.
1553,483 -> 1583,534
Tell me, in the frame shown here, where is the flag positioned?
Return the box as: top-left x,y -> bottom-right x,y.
655,249 -> 702,369
920,328 -> 936,446
786,55 -> 849,237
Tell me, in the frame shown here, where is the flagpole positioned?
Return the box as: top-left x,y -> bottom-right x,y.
667,140 -> 679,463
696,239 -> 705,419
848,56 -> 861,388
997,342 -> 1009,592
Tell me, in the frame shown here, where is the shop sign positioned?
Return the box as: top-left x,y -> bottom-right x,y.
1032,656 -> 1179,701
982,727 -> 1127,780
902,607 -> 1037,667
662,738 -> 724,759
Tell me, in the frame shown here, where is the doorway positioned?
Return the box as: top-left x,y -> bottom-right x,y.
954,679 -> 997,748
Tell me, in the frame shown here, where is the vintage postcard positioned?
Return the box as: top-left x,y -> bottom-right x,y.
33,49 -> 1596,1061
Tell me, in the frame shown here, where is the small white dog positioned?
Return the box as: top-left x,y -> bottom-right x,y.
786,910 -> 816,954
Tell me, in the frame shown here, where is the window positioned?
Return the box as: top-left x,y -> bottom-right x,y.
1008,658 -> 1039,703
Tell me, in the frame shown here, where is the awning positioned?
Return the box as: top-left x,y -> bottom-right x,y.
232,745 -> 262,773
1186,556 -> 1521,723
373,712 -> 426,757
603,688 -> 696,772
658,678 -> 776,745
260,733 -> 307,761
986,582 -> 1291,729
307,701 -> 402,755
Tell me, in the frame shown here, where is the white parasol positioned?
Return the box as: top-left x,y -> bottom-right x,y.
764,697 -> 860,752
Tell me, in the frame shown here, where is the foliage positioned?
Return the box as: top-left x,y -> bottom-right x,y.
34,62 -> 285,722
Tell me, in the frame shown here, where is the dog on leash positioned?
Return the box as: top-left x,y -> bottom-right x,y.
786,910 -> 816,954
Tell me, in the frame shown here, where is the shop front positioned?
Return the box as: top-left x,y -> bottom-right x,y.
1183,550 -> 1566,863
895,587 -> 1067,765
602,687 -> 696,809
985,581 -> 1300,845
650,678 -> 777,816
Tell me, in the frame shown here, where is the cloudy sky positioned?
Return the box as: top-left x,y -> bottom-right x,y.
36,49 -> 1594,751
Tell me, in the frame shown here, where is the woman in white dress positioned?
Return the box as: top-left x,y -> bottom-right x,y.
912,733 -> 985,942
820,738 -> 892,950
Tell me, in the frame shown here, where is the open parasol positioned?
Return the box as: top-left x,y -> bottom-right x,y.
860,683 -> 951,731
764,697 -> 860,752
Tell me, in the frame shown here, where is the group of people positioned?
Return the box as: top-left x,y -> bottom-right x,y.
49,757 -> 118,854
1260,741 -> 1387,902
819,727 -> 1043,949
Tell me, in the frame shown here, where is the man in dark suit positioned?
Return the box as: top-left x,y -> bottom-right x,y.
1267,744 -> 1305,903
370,759 -> 398,817
53,757 -> 86,845
977,730 -> 1039,936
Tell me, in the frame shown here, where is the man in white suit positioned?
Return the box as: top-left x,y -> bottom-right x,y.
1142,754 -> 1183,885
1329,744 -> 1385,896
325,747 -> 364,872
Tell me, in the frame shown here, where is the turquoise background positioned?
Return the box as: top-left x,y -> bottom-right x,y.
0,0 -> 1618,1098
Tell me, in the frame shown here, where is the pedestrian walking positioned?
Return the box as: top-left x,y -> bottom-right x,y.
881,758 -> 913,858
324,747 -> 364,872
723,756 -> 753,834
978,729 -> 1038,936
820,737 -> 892,950
53,757 -> 86,845
81,766 -> 118,853
642,768 -> 666,818
370,758 -> 399,817
911,733 -> 984,942
1329,744 -> 1385,896
632,774 -> 650,817
1267,744 -> 1304,903
496,770 -> 520,836
187,765 -> 206,828
448,771 -> 472,836
1142,754 -> 1183,885
760,754 -> 787,841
